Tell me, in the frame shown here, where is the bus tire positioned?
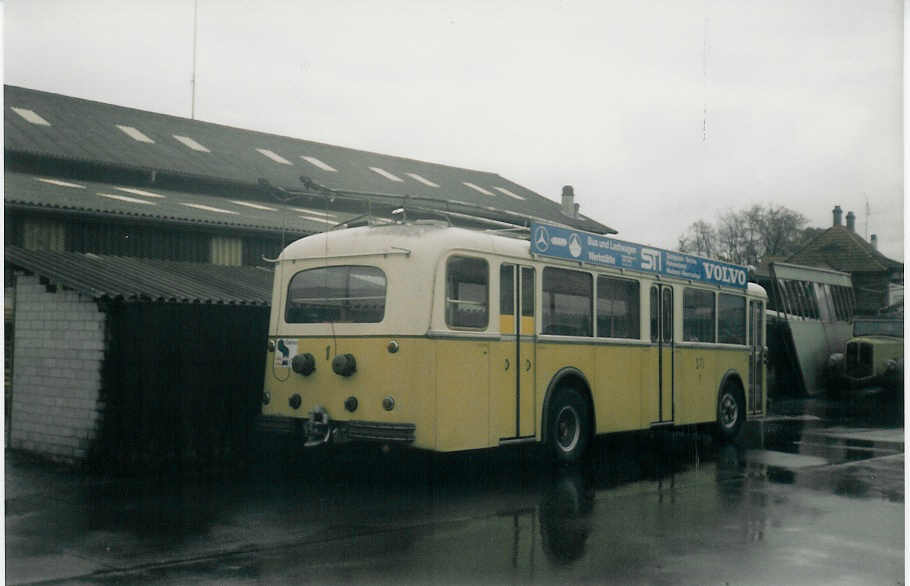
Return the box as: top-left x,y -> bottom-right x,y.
548,387 -> 590,464
715,382 -> 745,441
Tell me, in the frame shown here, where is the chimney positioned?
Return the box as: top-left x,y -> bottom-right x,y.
871,234 -> 878,249
846,211 -> 855,232
832,205 -> 843,226
561,185 -> 575,217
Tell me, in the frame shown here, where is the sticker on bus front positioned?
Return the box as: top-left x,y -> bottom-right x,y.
275,338 -> 298,368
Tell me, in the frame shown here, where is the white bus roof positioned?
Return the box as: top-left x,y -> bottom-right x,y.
279,221 -> 768,298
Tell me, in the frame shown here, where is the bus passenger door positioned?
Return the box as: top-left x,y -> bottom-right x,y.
492,264 -> 536,442
749,300 -> 764,414
650,285 -> 675,424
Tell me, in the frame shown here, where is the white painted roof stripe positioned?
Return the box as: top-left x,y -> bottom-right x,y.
35,177 -> 86,189
368,167 -> 404,182
115,186 -> 166,199
463,182 -> 495,196
97,193 -> 157,205
406,173 -> 439,187
11,107 -> 51,126
299,215 -> 337,225
180,202 -> 239,215
256,148 -> 293,165
116,125 -> 155,143
288,207 -> 336,218
493,186 -> 525,200
173,135 -> 210,152
231,200 -> 278,211
301,156 -> 337,172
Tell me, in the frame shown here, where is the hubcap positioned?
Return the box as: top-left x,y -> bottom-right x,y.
556,405 -> 580,452
720,393 -> 738,428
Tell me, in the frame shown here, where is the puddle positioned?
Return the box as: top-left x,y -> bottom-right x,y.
745,450 -> 828,469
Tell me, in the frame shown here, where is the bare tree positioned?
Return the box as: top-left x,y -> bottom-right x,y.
677,204 -> 809,265
678,219 -> 717,258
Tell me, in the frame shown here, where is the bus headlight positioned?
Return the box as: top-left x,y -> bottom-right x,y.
262,391 -> 271,405
382,396 -> 395,411
289,394 -> 302,409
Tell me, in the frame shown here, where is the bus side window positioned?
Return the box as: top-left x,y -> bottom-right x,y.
597,275 -> 640,339
542,267 -> 592,336
718,293 -> 746,344
446,256 -> 489,329
683,288 -> 715,342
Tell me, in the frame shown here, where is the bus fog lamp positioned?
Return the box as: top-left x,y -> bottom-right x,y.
344,396 -> 358,412
387,340 -> 399,353
289,393 -> 302,410
382,396 -> 395,411
262,391 -> 271,405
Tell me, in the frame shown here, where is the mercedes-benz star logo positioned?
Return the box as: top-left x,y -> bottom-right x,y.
534,226 -> 550,252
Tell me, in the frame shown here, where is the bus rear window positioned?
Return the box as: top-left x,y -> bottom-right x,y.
285,266 -> 386,323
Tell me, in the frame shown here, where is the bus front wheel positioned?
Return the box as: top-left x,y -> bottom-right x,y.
548,387 -> 590,464
715,383 -> 745,441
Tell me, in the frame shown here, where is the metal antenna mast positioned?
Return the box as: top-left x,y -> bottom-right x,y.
191,0 -> 198,119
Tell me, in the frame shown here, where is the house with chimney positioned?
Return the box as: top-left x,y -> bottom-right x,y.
785,205 -> 902,315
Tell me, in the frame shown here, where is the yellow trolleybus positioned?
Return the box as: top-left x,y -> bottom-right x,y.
260,220 -> 767,462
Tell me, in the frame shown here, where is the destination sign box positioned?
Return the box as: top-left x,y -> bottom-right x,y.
529,222 -> 748,290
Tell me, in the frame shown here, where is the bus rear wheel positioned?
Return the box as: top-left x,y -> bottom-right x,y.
548,387 -> 590,464
715,383 -> 745,441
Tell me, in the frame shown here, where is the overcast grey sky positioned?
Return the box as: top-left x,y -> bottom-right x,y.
4,0 -> 904,260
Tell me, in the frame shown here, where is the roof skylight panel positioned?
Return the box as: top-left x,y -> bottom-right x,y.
97,193 -> 157,205
463,182 -> 495,196
289,207 -> 337,218
173,135 -> 210,152
369,167 -> 404,182
180,203 -> 239,215
115,186 -> 166,198
493,187 -> 525,200
116,125 -> 155,143
406,173 -> 439,187
35,178 -> 86,189
231,201 -> 278,211
11,107 -> 51,126
301,156 -> 337,172
256,148 -> 293,165
298,215 -> 338,225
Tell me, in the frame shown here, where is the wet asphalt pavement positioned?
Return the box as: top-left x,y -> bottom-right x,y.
5,388 -> 905,585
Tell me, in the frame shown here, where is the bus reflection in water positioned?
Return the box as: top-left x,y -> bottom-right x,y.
260,219 -> 767,463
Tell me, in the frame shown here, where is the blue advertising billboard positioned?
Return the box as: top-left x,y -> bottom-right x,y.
529,222 -> 748,290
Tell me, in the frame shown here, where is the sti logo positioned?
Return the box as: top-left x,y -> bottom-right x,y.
533,225 -> 550,252
641,248 -> 661,271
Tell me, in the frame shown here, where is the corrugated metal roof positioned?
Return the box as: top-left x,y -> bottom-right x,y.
787,225 -> 903,274
5,246 -> 274,305
5,171 -> 351,235
5,85 -> 614,234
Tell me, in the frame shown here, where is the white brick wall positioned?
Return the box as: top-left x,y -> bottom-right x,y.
9,276 -> 106,464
